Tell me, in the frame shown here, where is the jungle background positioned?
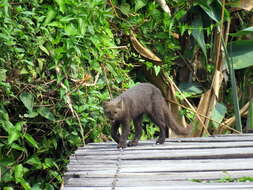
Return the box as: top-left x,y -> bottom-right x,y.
0,0 -> 253,189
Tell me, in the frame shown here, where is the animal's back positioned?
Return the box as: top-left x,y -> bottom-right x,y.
120,83 -> 162,102
116,83 -> 164,116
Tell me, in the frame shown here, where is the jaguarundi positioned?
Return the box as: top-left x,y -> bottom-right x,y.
103,83 -> 191,148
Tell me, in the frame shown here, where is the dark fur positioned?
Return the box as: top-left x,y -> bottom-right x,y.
103,83 -> 191,148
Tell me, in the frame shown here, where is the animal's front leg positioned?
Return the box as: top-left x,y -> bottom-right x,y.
111,122 -> 120,144
128,115 -> 143,147
118,120 -> 130,148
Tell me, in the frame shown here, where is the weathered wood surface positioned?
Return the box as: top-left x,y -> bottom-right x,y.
62,134 -> 253,190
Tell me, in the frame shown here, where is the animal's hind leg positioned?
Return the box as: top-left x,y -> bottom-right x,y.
149,112 -> 166,145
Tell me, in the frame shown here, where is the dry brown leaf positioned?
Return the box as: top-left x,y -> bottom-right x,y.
167,77 -> 209,137
172,32 -> 180,39
212,70 -> 223,98
220,102 -> 249,132
130,31 -> 162,62
238,0 -> 253,11
167,80 -> 187,138
155,0 -> 171,16
229,0 -> 253,11
192,90 -> 212,136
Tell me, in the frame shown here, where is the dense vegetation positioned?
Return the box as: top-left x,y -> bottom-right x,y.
0,0 -> 252,189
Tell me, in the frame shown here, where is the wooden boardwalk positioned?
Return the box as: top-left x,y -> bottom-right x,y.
62,134 -> 253,190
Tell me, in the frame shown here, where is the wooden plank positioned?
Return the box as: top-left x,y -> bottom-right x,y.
62,187 -> 111,190
116,184 -> 253,190
69,147 -> 253,160
62,134 -> 253,190
165,135 -> 253,143
64,177 -> 113,187
67,157 -> 253,167
67,158 -> 253,172
63,187 -> 253,190
82,136 -> 253,146
74,141 -> 253,155
64,171 -> 253,187
64,170 -> 253,180
63,180 -> 253,189
116,180 -> 253,187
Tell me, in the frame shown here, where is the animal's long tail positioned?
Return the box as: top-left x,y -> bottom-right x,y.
163,104 -> 192,135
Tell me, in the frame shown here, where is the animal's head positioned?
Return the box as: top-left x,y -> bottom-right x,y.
103,98 -> 124,123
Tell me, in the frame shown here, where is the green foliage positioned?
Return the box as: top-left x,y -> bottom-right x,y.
228,40 -> 253,70
210,103 -> 227,129
192,175 -> 253,183
115,0 -> 181,72
246,99 -> 253,131
1,0 -> 253,188
0,0 -> 131,189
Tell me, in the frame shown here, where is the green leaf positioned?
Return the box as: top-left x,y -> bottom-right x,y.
39,45 -> 50,56
54,0 -> 66,13
15,121 -> 25,131
191,16 -> 207,59
26,156 -> 42,169
0,109 -> 9,121
0,157 -> 15,167
198,1 -> 221,22
154,65 -> 161,76
210,102 -> 227,128
246,100 -> 253,130
11,143 -> 27,152
179,83 -> 203,95
230,26 -> 253,37
45,183 -> 55,190
15,164 -> 24,180
38,107 -> 55,121
223,39 -> 242,132
120,3 -> 131,16
0,69 -> 7,81
44,8 -> 56,25
31,183 -> 43,190
43,158 -> 58,169
228,40 -> 253,70
1,120 -> 14,132
64,24 -> 78,36
8,130 -> 21,145
24,111 -> 39,118
19,178 -> 31,190
19,92 -> 34,112
24,134 -> 39,149
49,170 -> 62,182
135,0 -> 146,12
3,187 -> 14,190
2,0 -> 9,17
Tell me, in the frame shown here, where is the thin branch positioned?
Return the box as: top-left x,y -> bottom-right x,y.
220,101 -> 249,133
107,46 -> 128,50
108,0 -> 119,18
56,66 -> 85,145
168,77 -> 210,136
101,64 -> 113,99
167,99 -> 240,134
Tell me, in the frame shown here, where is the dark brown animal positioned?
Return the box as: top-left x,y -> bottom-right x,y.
103,83 -> 191,148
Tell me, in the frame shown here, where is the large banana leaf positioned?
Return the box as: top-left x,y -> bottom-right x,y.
228,40 -> 253,70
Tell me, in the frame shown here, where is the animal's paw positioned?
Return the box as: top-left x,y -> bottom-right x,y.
117,143 -> 127,149
127,140 -> 138,147
156,138 -> 165,145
